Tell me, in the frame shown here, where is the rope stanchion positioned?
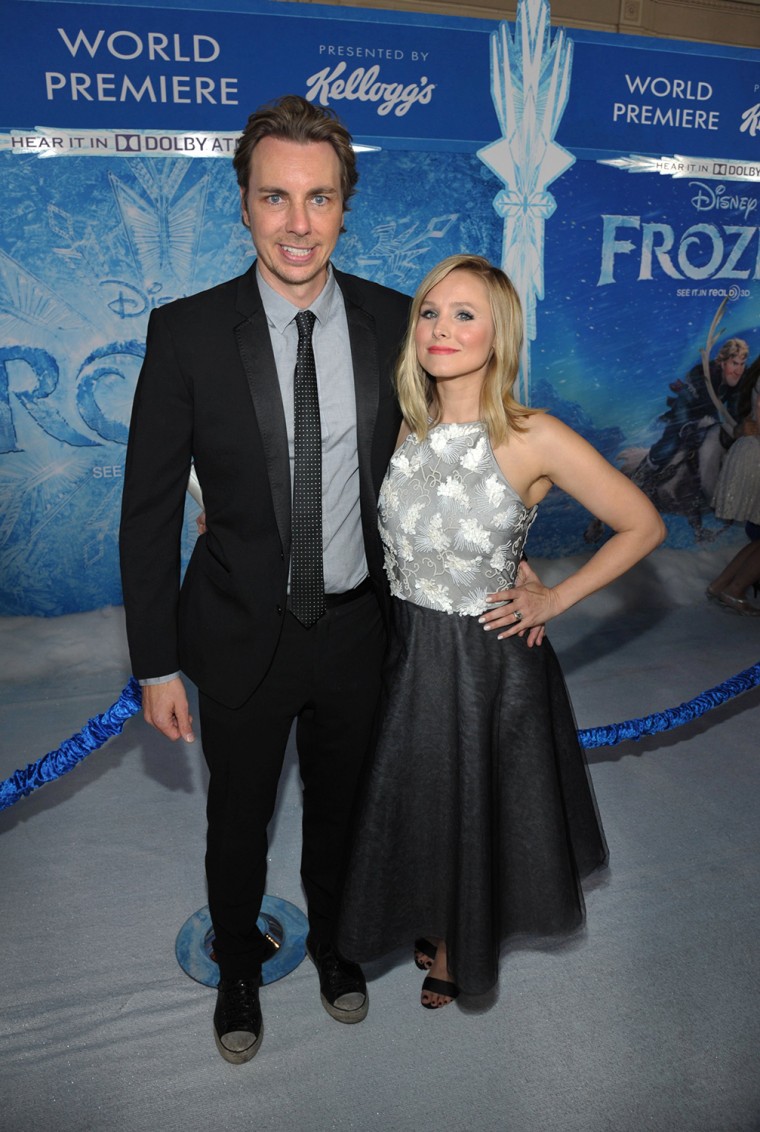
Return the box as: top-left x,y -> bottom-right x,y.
0,678 -> 142,813
578,661 -> 760,749
1,662 -> 758,812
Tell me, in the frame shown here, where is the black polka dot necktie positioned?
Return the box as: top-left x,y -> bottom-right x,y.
290,309 -> 326,627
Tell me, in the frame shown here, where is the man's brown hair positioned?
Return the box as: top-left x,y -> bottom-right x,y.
232,94 -> 359,213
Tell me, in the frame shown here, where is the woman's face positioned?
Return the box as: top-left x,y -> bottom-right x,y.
415,270 -> 496,389
720,352 -> 748,387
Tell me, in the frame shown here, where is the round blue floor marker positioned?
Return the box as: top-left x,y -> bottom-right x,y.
175,896 -> 309,987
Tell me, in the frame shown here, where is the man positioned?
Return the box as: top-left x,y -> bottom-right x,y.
638,337 -> 749,489
119,95 -> 410,1063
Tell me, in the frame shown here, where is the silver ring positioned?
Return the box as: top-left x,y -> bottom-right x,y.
513,610 -> 523,622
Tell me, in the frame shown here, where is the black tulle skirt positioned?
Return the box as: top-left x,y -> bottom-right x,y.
338,598 -> 608,995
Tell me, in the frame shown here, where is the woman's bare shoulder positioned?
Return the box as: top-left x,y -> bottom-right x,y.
512,409 -> 568,446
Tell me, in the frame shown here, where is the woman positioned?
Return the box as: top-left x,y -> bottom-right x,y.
709,353 -> 760,615
712,351 -> 760,525
338,255 -> 665,1007
706,539 -> 760,616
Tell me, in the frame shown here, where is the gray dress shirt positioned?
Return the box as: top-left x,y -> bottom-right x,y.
258,264 -> 367,595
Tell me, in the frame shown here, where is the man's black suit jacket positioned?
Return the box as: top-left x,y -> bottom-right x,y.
120,264 -> 410,708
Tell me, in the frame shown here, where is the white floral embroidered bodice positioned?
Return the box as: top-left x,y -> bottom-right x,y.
379,422 -> 537,616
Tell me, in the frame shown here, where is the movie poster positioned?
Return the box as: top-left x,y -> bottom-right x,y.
1,0 -> 758,614
521,31 -> 760,555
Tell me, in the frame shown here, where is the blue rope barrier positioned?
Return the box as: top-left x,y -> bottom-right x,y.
0,678 -> 142,813
578,661 -> 760,749
1,662 -> 758,813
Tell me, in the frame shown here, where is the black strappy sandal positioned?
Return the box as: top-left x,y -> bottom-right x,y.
421,975 -> 460,1009
413,938 -> 437,971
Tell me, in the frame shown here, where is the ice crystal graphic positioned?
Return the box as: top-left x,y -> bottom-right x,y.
0,248 -> 87,334
478,0 -> 575,403
357,213 -> 459,284
109,161 -> 210,288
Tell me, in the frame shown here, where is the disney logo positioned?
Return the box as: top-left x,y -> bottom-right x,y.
689,181 -> 757,221
305,62 -> 435,117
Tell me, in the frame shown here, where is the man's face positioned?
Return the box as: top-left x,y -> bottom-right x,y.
240,136 -> 345,306
720,353 -> 748,387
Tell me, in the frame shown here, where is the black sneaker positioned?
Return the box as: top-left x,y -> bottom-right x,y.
306,937 -> 368,1023
213,977 -> 263,1063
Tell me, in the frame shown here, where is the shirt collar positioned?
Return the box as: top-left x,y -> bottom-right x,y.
256,262 -> 337,334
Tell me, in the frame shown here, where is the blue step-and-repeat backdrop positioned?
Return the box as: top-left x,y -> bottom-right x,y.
1,0 -> 759,614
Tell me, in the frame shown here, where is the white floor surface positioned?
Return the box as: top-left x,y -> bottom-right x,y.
1,547 -> 758,1132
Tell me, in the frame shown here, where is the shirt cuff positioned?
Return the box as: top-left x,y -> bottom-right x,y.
138,673 -> 180,686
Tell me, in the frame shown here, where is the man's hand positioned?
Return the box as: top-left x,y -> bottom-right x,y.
142,677 -> 195,742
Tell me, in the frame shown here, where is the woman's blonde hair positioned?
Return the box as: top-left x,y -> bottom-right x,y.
396,254 -> 534,444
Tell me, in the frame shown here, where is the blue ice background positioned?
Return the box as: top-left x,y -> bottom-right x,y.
0,149 -> 756,615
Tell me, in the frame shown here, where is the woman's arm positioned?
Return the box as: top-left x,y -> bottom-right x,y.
482,414 -> 666,639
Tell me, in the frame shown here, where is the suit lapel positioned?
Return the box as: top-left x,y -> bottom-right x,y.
234,270 -> 292,562
339,274 -> 381,550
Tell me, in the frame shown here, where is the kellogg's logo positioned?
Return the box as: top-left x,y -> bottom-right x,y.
305,63 -> 435,117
